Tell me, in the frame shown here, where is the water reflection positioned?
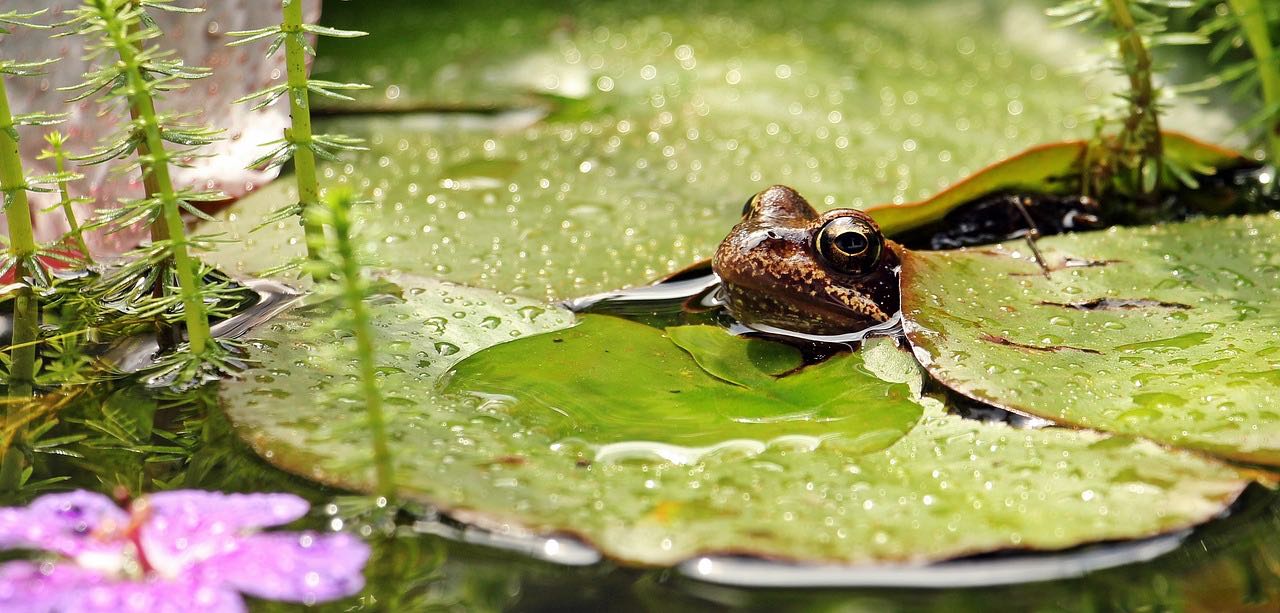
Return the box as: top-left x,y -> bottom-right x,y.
282,483 -> 1280,611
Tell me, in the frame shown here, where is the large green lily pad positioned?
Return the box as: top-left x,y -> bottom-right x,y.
215,0 -> 1247,310
217,0 -> 1241,302
213,0 -> 1192,298
902,213 -> 1280,466
222,273 -> 1249,567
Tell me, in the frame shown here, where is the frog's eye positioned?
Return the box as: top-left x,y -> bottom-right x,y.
740,196 -> 756,217
816,216 -> 883,275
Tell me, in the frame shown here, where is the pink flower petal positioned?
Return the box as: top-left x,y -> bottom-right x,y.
0,560 -> 105,612
0,491 -> 127,559
0,560 -> 246,613
197,532 -> 369,604
0,490 -> 366,610
60,577 -> 246,613
138,491 -> 310,574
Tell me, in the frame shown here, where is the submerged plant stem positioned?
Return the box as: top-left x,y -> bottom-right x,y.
283,0 -> 323,263
0,76 -> 39,398
327,192 -> 396,498
1107,0 -> 1163,195
127,2 -> 166,246
45,134 -> 91,261
1229,0 -> 1280,164
97,0 -> 210,354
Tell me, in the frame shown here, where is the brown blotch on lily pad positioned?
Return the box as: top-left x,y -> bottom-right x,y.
1040,298 -> 1192,310
979,333 -> 1102,354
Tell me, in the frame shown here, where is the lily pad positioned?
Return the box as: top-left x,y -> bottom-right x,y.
444,317 -> 924,453
222,273 -> 1249,567
902,213 -> 1280,466
216,0 -> 1243,302
666,325 -> 802,387
209,1 -> 1128,297
865,133 -> 1246,236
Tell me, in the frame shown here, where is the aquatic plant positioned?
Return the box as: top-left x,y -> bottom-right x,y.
0,489 -> 369,610
1,9 -> 64,400
229,0 -> 369,265
1190,0 -> 1280,164
1,9 -> 67,495
36,131 -> 91,263
1048,0 -> 1205,197
304,190 -> 396,500
60,0 -> 223,357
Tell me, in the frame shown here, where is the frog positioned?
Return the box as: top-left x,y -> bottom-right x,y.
562,185 -> 1073,334
712,185 -> 900,336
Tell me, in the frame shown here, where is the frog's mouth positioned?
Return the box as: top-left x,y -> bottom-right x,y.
716,279 -> 897,337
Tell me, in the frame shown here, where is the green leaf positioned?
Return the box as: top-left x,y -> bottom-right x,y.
301,24 -> 368,38
140,1 -> 203,14
225,25 -> 282,47
223,274 -> 1249,567
210,0 -> 1240,300
666,325 -> 801,387
902,213 -> 1280,466
447,316 -> 923,448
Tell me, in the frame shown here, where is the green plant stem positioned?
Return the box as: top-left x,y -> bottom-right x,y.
329,193 -> 395,499
0,76 -> 39,399
126,0 -> 175,348
128,2 -> 166,246
1107,0 -> 1163,195
283,0 -> 323,263
47,137 -> 92,261
97,0 -> 210,354
1229,0 -> 1280,164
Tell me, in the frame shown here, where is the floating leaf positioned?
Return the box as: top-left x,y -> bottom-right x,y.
902,213 -> 1280,465
223,274 -> 1249,567
865,133 -> 1245,236
446,317 -> 924,451
215,0 -> 1243,300
666,325 -> 802,387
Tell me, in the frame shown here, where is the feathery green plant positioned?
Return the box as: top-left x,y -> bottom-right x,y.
0,8 -> 68,492
62,0 -> 222,356
228,0 -> 369,265
1191,0 -> 1280,164
37,131 -> 92,262
305,189 -> 396,500
1,9 -> 68,400
1049,0 -> 1205,198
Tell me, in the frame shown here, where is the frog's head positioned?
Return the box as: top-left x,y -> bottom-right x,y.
712,185 -> 901,335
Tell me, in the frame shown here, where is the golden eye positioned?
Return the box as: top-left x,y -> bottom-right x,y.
817,216 -> 883,275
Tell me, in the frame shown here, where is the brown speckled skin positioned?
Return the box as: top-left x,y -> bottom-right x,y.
712,185 -> 901,335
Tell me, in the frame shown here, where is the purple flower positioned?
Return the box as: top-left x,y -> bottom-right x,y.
0,490 -> 369,612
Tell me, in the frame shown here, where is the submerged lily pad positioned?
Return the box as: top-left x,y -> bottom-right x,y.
223,274 -> 1249,567
445,317 -> 924,454
902,213 -> 1280,466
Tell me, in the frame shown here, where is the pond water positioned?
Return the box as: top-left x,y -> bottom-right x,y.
6,0 -> 1280,609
